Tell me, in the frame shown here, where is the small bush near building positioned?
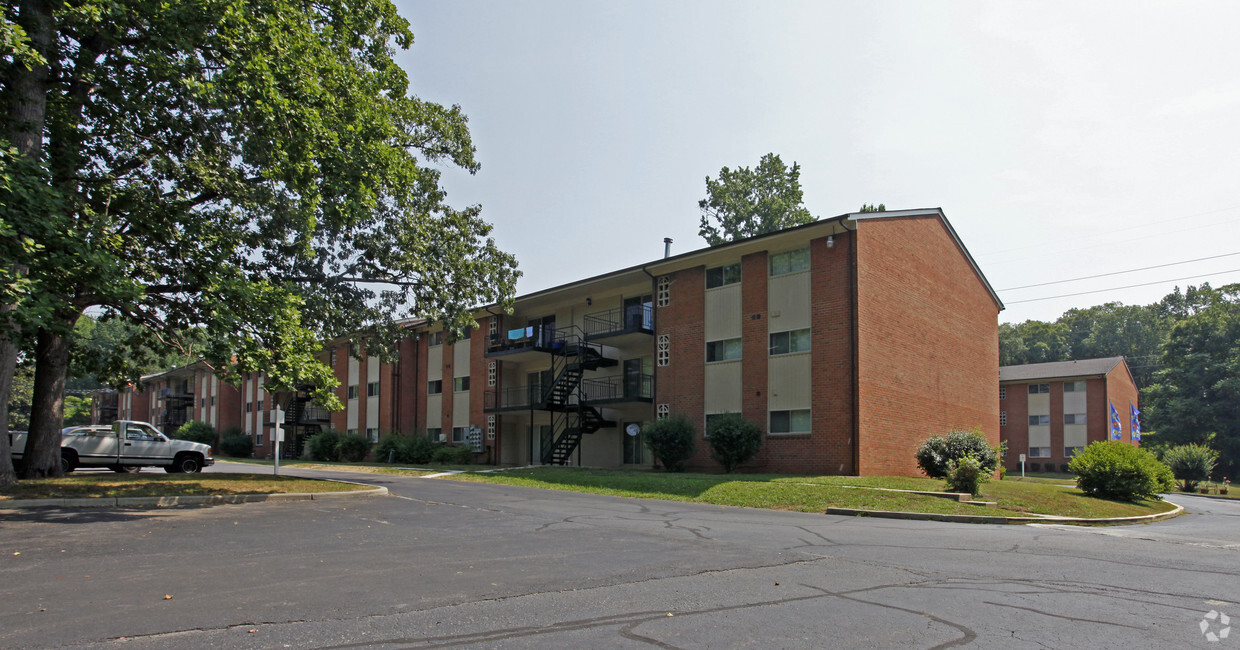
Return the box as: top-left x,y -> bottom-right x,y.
706,413 -> 762,473
305,430 -> 345,461
1068,441 -> 1174,501
1162,443 -> 1219,492
175,420 -> 216,446
374,433 -> 438,464
915,428 -> 998,479
431,444 -> 473,465
337,434 -> 372,462
643,415 -> 696,472
944,454 -> 988,495
219,434 -> 253,458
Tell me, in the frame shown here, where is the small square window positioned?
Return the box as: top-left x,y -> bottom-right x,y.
366,427 -> 379,443
427,380 -> 442,395
367,381 -> 379,398
452,426 -> 467,443
706,338 -> 742,362
427,427 -> 443,442
454,376 -> 470,392
347,385 -> 359,400
705,263 -> 741,289
428,331 -> 444,347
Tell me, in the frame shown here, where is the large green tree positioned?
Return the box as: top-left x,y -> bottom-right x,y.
1,0 -> 518,479
698,153 -> 814,246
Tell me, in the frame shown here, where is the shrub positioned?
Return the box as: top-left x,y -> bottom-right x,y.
175,420 -> 216,446
219,434 -> 253,458
1163,443 -> 1219,492
1069,441 -> 1175,501
373,432 -> 438,464
706,413 -> 762,473
915,428 -> 998,479
305,430 -> 345,461
643,415 -> 696,472
337,434 -> 372,462
431,444 -> 473,465
945,454 -> 988,495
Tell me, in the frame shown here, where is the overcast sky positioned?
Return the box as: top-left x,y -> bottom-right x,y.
393,0 -> 1240,325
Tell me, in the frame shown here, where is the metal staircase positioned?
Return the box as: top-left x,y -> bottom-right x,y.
539,328 -> 616,465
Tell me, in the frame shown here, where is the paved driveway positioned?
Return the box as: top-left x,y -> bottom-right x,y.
0,462 -> 1236,648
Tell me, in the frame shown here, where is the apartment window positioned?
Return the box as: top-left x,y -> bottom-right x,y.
200,397 -> 206,408
256,400 -> 263,415
1028,415 -> 1050,426
330,348 -> 338,368
1028,384 -> 1050,394
769,328 -> 811,355
999,411 -> 1007,426
246,402 -> 253,413
427,380 -> 442,395
1065,446 -> 1084,458
657,276 -> 671,307
656,403 -> 669,420
1064,381 -> 1086,392
255,432 -> 263,446
999,386 -> 1006,400
210,396 -> 215,406
705,263 -> 741,289
1028,447 -> 1051,458
347,385 -> 359,400
366,427 -> 379,443
657,334 -> 670,366
452,426 -> 467,443
454,376 -> 470,392
427,427 -> 443,442
428,331 -> 444,347
367,381 -> 379,398
770,409 -> 811,434
770,248 -> 810,276
706,338 -> 742,362
1064,413 -> 1087,425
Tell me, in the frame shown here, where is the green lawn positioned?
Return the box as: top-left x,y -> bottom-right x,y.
0,473 -> 370,500
218,457 -> 458,477
442,467 -> 1177,520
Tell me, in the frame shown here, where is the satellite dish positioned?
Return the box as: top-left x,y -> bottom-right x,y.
625,424 -> 641,437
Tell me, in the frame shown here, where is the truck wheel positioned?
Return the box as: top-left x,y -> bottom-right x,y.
111,465 -> 141,474
172,454 -> 202,474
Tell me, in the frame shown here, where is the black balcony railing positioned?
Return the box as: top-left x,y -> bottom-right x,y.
487,324 -> 560,355
484,384 -> 546,410
582,305 -> 653,337
581,374 -> 653,402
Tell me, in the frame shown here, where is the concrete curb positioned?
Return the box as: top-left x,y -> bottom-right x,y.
0,483 -> 386,510
826,501 -> 1184,526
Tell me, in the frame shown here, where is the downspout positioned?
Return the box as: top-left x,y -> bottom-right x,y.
844,219 -> 861,476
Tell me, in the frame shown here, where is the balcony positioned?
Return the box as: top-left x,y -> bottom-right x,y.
582,305 -> 653,346
580,374 -> 653,404
484,385 -> 543,412
158,386 -> 195,404
485,325 -> 561,361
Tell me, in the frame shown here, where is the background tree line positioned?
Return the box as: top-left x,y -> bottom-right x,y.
1001,283 -> 1240,476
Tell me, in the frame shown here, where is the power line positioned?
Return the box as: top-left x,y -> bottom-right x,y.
998,251 -> 1240,291
1004,268 -> 1240,304
975,205 -> 1240,258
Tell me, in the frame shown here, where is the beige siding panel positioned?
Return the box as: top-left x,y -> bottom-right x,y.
453,391 -> 470,427
348,355 -> 360,387
1028,426 -> 1051,448
1064,425 -> 1088,448
1063,392 -> 1087,414
1028,393 -> 1050,415
453,340 -> 470,370
767,271 -> 811,331
704,361 -> 742,413
768,354 -> 812,410
704,284 -> 742,341
426,396 -> 442,429
427,346 -> 443,380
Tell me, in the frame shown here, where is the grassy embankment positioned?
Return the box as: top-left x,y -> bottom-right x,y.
0,473 -> 371,500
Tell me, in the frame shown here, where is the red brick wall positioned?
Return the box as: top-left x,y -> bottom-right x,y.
737,251 -> 769,471
1105,363 -> 1140,446
396,335 -> 422,434
853,214 -> 1000,477
655,266 -> 705,454
331,346 -> 348,432
805,233 -> 857,475
1000,383 -> 1029,472
216,380 -> 242,434
441,338 -> 455,438
470,324 -> 488,460
1086,377 -> 1109,445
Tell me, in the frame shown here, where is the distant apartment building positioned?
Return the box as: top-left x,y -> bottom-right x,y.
998,357 -> 1141,474
107,208 -> 1003,476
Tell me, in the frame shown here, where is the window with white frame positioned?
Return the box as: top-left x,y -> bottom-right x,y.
656,403 -> 669,420
770,409 -> 811,434
657,334 -> 670,366
427,427 -> 443,442
705,263 -> 740,289
1065,446 -> 1084,457
706,338 -> 742,362
454,376 -> 470,392
1064,413 -> 1086,425
367,381 -> 379,397
452,426 -> 467,443
427,380 -> 442,395
1063,380 -> 1086,392
366,427 -> 379,443
656,276 -> 670,307
1028,383 -> 1050,394
255,431 -> 263,446
428,331 -> 444,346
347,385 -> 359,400
1028,447 -> 1051,458
769,328 -> 810,355
1028,415 -> 1050,426
770,248 -> 810,276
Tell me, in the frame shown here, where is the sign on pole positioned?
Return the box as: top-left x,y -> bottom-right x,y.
273,406 -> 284,476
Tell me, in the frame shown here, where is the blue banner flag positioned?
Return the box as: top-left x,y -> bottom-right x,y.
1110,401 -> 1123,440
1130,403 -> 1141,442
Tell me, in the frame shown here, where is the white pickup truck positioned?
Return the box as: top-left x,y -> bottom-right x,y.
9,420 -> 214,474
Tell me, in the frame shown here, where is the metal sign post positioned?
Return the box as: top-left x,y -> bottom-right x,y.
273,406 -> 284,476
1019,453 -> 1026,478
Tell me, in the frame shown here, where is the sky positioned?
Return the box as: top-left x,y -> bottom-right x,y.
392,0 -> 1240,325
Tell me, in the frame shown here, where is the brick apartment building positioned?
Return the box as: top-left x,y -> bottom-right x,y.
998,357 -> 1141,474
107,208 -> 1003,477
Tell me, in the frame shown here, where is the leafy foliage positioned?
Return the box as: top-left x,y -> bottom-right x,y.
219,434 -> 253,458
431,444 -> 473,465
643,415 -> 697,472
304,430 -> 346,462
944,454 -> 988,495
915,428 -> 998,479
706,413 -> 762,473
858,203 -> 886,213
373,432 -> 438,464
1162,443 -> 1219,492
1068,441 -> 1174,501
337,434 -> 372,463
698,153 -> 813,246
174,420 -> 216,446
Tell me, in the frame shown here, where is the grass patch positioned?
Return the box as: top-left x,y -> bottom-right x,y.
0,473 -> 369,500
219,457 -> 459,477
443,467 -> 1177,519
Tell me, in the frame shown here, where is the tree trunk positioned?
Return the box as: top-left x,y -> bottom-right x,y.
0,306 -> 18,487
20,325 -> 72,478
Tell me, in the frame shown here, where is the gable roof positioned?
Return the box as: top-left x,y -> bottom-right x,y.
999,357 -> 1127,382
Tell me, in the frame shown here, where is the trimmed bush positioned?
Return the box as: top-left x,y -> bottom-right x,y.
1068,441 -> 1174,501
305,430 -> 345,461
431,444 -> 473,465
175,420 -> 216,447
374,432 -> 439,464
337,434 -> 372,462
706,413 -> 763,473
945,454 -> 988,495
915,428 -> 999,479
1163,443 -> 1219,492
219,434 -> 253,458
643,415 -> 696,472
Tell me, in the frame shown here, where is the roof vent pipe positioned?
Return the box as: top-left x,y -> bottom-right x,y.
663,237 -> 673,259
